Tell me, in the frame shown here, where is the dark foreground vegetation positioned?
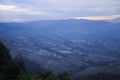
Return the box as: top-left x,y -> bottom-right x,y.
0,42 -> 69,80
0,42 -> 120,80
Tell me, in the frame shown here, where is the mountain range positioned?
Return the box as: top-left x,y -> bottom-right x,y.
0,19 -> 120,79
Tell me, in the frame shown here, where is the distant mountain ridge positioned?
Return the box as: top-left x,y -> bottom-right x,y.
0,19 -> 120,79
106,17 -> 120,23
0,19 -> 116,24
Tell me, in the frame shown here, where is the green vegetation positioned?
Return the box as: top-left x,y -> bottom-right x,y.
75,73 -> 120,80
0,42 -> 11,65
0,42 -> 69,80
0,42 -> 21,80
0,42 -> 120,80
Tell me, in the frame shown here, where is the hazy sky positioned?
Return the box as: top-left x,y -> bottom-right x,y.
0,0 -> 120,22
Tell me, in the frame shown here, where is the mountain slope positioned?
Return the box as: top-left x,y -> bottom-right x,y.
0,19 -> 120,78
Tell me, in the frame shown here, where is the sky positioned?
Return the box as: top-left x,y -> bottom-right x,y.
0,0 -> 120,22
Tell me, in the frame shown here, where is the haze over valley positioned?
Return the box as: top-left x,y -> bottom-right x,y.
0,19 -> 120,78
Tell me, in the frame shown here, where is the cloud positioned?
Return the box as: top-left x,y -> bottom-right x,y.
0,0 -> 120,22
74,15 -> 120,20
0,18 -> 23,22
0,4 -> 51,22
0,4 -> 47,15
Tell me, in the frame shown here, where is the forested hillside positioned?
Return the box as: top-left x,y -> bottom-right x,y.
0,42 -> 120,80
0,42 -> 69,80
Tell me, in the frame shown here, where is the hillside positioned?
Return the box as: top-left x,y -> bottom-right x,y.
0,19 -> 120,79
0,41 -> 120,80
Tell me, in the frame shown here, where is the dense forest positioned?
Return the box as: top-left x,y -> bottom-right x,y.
0,42 -> 120,80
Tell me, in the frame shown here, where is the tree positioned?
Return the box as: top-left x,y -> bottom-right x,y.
0,42 -> 11,65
